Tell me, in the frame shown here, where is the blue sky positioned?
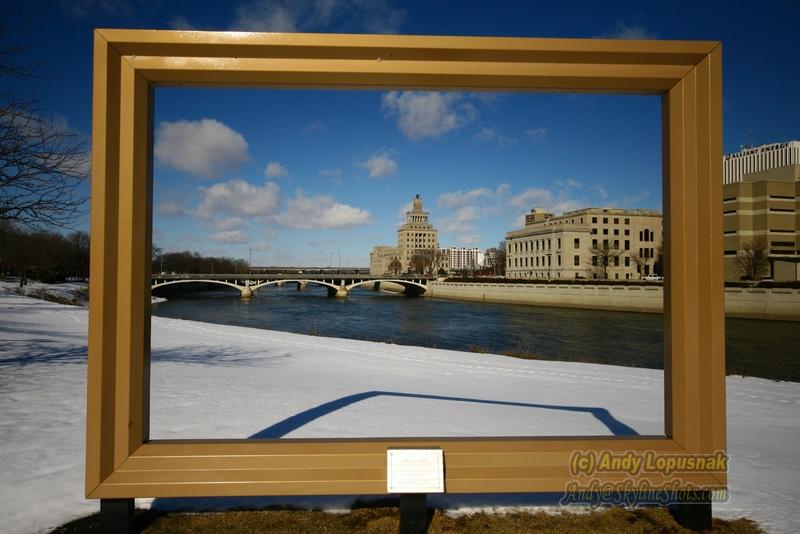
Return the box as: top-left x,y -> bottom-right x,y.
7,1 -> 799,265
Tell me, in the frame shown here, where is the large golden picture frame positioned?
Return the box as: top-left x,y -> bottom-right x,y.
86,30 -> 725,498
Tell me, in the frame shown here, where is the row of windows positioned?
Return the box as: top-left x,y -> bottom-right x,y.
591,228 -> 631,236
509,271 -> 638,280
509,238 -> 565,253
591,216 -> 631,225
511,254 -> 644,268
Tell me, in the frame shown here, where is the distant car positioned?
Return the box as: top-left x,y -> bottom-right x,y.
643,274 -> 663,281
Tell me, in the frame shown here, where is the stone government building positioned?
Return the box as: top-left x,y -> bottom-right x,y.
505,207 -> 663,280
370,194 -> 445,276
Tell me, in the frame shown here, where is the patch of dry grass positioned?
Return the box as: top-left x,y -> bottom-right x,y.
53,506 -> 763,534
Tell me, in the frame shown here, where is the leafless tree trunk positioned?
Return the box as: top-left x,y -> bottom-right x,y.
736,238 -> 769,281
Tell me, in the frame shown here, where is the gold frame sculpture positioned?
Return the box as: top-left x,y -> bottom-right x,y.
86,30 -> 725,498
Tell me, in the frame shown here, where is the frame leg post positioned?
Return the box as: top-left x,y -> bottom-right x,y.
399,493 -> 428,534
101,498 -> 135,534
669,490 -> 712,531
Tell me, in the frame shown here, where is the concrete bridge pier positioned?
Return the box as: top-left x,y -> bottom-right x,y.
276,280 -> 285,288
327,284 -> 349,298
372,281 -> 381,291
240,285 -> 253,298
297,281 -> 307,291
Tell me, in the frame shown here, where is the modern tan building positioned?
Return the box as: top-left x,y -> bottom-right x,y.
723,159 -> 800,281
505,207 -> 663,280
370,194 -> 444,275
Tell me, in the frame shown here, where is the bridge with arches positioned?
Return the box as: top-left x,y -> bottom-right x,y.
151,273 -> 432,298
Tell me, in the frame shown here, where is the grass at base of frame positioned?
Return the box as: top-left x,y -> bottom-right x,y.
53,505 -> 762,534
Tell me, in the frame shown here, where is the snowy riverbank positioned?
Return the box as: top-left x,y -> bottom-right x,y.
0,287 -> 798,533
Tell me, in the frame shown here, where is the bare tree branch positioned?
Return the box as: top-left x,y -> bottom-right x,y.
0,15 -> 88,230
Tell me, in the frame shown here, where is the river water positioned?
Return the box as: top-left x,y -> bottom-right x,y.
151,286 -> 799,381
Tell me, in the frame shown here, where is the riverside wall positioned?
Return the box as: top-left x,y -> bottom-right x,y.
424,281 -> 800,321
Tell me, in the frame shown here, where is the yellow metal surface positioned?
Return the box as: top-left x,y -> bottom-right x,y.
87,29 -> 726,498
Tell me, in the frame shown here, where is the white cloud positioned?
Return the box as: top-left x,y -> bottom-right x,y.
209,230 -> 248,243
211,217 -> 244,231
555,178 -> 583,189
198,180 -> 281,219
476,126 -> 517,147
320,168 -> 343,186
156,200 -> 191,216
265,161 -> 289,178
457,234 -> 480,246
274,191 -> 372,229
381,91 -> 475,140
155,119 -> 249,178
525,128 -> 547,142
320,168 -> 342,178
509,188 -> 554,210
358,150 -> 397,178
231,0 -> 405,34
599,21 -> 657,40
437,188 -> 494,209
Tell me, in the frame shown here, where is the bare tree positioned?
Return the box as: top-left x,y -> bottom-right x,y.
494,240 -> 507,276
387,257 -> 402,276
589,240 -> 622,279
736,238 -> 769,281
408,248 -> 447,275
0,15 -> 89,230
629,252 -> 649,280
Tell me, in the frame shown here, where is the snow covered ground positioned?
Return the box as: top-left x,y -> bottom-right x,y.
1,286 -> 798,533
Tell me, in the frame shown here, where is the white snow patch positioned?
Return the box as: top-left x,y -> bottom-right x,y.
0,286 -> 798,533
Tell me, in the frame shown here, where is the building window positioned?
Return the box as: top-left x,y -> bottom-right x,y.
624,240 -> 630,250
592,228 -> 598,234
613,229 -> 619,235
574,238 -> 580,248
614,256 -> 620,267
557,238 -> 561,249
613,218 -> 619,224
592,256 -> 598,266
602,228 -> 608,235
625,257 -> 630,267
624,229 -> 630,236
573,255 -> 580,266
603,217 -> 608,223
557,255 -> 561,266
592,217 -> 597,223
624,218 -> 630,224
592,239 -> 598,246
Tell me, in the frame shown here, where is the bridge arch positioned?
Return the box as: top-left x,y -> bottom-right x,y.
151,279 -> 245,293
249,279 -> 341,293
346,279 -> 427,295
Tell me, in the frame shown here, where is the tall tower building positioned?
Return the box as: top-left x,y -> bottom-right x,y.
369,194 -> 442,275
397,194 -> 439,270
